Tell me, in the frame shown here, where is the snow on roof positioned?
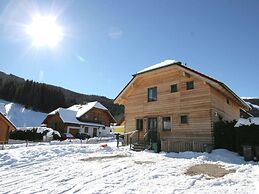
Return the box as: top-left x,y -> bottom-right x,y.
67,104 -> 83,111
136,60 -> 178,74
76,101 -> 108,118
49,107 -> 104,127
0,103 -> 6,115
235,117 -> 259,127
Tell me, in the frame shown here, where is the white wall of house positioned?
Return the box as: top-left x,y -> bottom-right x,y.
66,125 -> 111,138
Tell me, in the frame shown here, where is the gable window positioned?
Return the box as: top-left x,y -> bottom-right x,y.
136,119 -> 143,131
186,81 -> 194,90
171,84 -> 178,93
180,115 -> 188,124
163,117 -> 171,131
148,87 -> 157,102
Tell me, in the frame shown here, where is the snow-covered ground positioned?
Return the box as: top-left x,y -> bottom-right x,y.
0,141 -> 259,194
0,99 -> 47,127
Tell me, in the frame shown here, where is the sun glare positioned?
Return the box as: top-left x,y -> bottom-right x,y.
26,15 -> 63,48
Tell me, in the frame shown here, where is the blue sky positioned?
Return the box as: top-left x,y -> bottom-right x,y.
0,0 -> 258,99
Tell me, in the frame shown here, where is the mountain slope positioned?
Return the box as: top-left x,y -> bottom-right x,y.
0,100 -> 47,127
0,71 -> 124,120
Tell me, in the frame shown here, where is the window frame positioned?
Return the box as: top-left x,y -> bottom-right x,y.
170,84 -> 178,93
136,118 -> 144,131
180,115 -> 188,124
147,87 -> 157,102
186,81 -> 194,90
162,116 -> 172,131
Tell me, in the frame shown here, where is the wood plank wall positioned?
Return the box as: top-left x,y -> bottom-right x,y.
124,66 -> 214,148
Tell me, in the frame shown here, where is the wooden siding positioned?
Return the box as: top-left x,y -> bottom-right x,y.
124,67 -> 214,147
79,108 -> 114,126
0,114 -> 16,142
116,64 -> 246,152
210,87 -> 241,122
43,114 -> 66,134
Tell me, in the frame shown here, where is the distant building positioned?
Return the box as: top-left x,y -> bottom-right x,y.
42,101 -> 116,138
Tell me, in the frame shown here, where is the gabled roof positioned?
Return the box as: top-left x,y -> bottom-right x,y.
48,108 -> 105,127
114,60 -> 250,110
0,112 -> 16,130
67,101 -> 116,123
67,101 -> 108,118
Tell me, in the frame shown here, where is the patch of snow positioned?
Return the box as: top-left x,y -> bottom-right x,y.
17,126 -> 61,137
235,117 -> 259,127
137,59 -> 178,74
0,142 -> 258,193
0,100 -> 47,127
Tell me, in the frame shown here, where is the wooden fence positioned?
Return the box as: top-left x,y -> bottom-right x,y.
161,140 -> 212,152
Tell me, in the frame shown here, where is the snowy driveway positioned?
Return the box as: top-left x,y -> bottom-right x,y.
0,141 -> 259,194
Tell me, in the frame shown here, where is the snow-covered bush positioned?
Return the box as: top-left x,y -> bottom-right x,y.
10,127 -> 61,141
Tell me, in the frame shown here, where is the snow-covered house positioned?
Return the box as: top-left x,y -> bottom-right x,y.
114,60 -> 250,152
42,101 -> 116,138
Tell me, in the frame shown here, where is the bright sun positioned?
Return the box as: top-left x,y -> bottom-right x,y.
26,15 -> 63,48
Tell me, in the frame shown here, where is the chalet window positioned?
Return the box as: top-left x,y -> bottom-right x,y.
84,127 -> 88,133
136,119 -> 143,131
186,81 -> 194,90
180,115 -> 188,124
171,84 -> 178,93
162,117 -> 171,131
148,87 -> 157,102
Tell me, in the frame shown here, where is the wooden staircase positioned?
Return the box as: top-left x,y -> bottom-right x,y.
131,142 -> 145,152
129,130 -> 160,152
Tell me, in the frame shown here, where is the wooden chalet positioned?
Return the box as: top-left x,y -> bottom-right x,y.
114,60 -> 250,152
0,112 -> 16,143
42,101 -> 116,138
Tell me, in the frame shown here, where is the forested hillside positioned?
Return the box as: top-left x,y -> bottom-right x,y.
0,71 -> 124,120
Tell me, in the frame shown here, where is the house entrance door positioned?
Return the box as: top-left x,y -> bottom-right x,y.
93,128 -> 98,137
147,118 -> 158,142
